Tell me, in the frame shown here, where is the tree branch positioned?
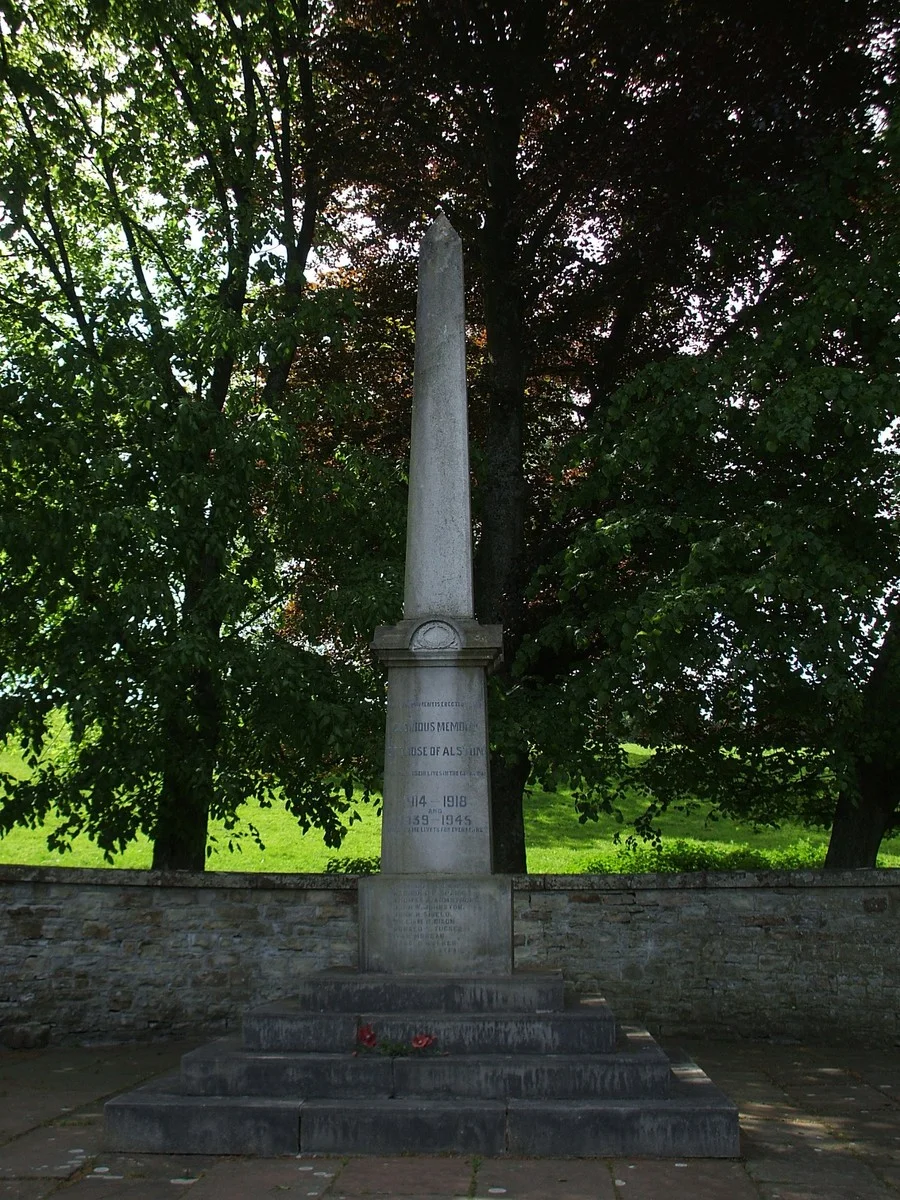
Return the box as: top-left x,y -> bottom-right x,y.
152,34 -> 236,258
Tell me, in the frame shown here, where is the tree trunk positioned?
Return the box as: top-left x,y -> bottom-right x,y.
476,182 -> 530,874
151,658 -> 221,870
490,750 -> 529,873
151,545 -> 223,871
151,700 -> 213,871
825,604 -> 900,868
824,761 -> 898,868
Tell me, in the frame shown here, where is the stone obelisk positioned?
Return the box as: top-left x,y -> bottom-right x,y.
359,215 -> 511,975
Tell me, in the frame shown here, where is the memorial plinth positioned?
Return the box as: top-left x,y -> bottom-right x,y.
372,618 -> 501,876
359,214 -> 511,975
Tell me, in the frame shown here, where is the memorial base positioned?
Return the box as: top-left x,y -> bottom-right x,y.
104,969 -> 740,1158
358,874 -> 512,975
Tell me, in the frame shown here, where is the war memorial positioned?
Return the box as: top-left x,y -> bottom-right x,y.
103,217 -> 739,1158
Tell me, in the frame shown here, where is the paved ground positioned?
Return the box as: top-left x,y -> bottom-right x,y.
1,1038 -> 898,1199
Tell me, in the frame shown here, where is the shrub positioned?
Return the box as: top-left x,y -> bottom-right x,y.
582,837 -> 826,874
323,855 -> 381,875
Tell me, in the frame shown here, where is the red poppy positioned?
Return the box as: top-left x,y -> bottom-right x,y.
357,1024 -> 377,1048
411,1033 -> 435,1050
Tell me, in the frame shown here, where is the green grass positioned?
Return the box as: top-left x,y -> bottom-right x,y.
522,785 -> 900,871
2,742 -> 898,871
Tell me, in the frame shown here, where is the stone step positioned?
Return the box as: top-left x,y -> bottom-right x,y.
301,1064 -> 739,1156
284,968 -> 565,1014
503,1058 -> 740,1157
104,1074 -> 300,1157
243,1011 -> 358,1053
181,1041 -> 393,1098
301,1097 -> 506,1156
105,1056 -> 738,1158
243,998 -> 615,1054
392,1042 -> 671,1101
180,1029 -> 669,1101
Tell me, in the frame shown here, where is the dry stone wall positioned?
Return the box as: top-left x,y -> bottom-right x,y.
1,865 -> 896,1047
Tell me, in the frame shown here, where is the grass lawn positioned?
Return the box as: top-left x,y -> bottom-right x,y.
2,742 -> 898,871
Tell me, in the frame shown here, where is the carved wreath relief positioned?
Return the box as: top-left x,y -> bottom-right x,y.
410,621 -> 461,651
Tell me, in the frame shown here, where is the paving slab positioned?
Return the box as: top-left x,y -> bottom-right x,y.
79,1152 -> 218,1177
0,1043 -> 198,1144
47,1181 -> 199,1199
0,1045 -> 195,1094
330,1156 -> 473,1196
746,1149 -> 893,1189
474,1157 -> 616,1199
0,1182 -> 59,1200
780,1083 -> 896,1114
753,1186 -> 898,1200
703,1074 -> 794,1107
50,1149 -> 222,1197
827,1114 -> 900,1164
608,1159 -> 760,1199
186,1157 -> 343,1198
0,1096 -> 105,1145
741,1121 -> 840,1157
0,1125 -> 101,1180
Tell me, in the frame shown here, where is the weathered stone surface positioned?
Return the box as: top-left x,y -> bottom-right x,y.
104,1077 -> 299,1156
370,215 -> 502,893
505,1092 -> 740,1158
291,968 -> 565,1013
103,973 -> 739,1158
350,1005 -> 616,1055
180,1040 -> 394,1098
244,1002 -> 614,1055
359,875 -> 512,974
5,1037 -> 899,1196
390,1046 -> 671,1101
402,214 -> 473,621
177,1029 -> 668,1103
372,653 -> 498,876
241,1010 -> 357,1052
298,1097 -> 507,1156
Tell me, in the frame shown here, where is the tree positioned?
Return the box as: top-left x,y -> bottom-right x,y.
0,0 -> 383,868
324,0 -> 893,868
548,112 -> 900,866
4,0 -> 894,872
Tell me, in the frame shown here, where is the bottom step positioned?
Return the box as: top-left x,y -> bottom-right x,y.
104,1058 -> 739,1158
104,1074 -> 300,1156
301,1059 -> 737,1157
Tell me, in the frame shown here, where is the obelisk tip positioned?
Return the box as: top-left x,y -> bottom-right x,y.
423,210 -> 458,243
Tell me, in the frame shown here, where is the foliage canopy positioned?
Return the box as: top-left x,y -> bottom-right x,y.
1,0 -> 898,869
0,0 -> 395,868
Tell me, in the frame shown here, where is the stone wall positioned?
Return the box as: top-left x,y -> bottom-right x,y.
0,868 -> 358,1048
1,865 -> 897,1047
515,871 -> 899,1046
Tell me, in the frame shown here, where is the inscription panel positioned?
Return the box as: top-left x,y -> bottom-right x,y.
381,665 -> 492,874
358,875 -> 513,974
